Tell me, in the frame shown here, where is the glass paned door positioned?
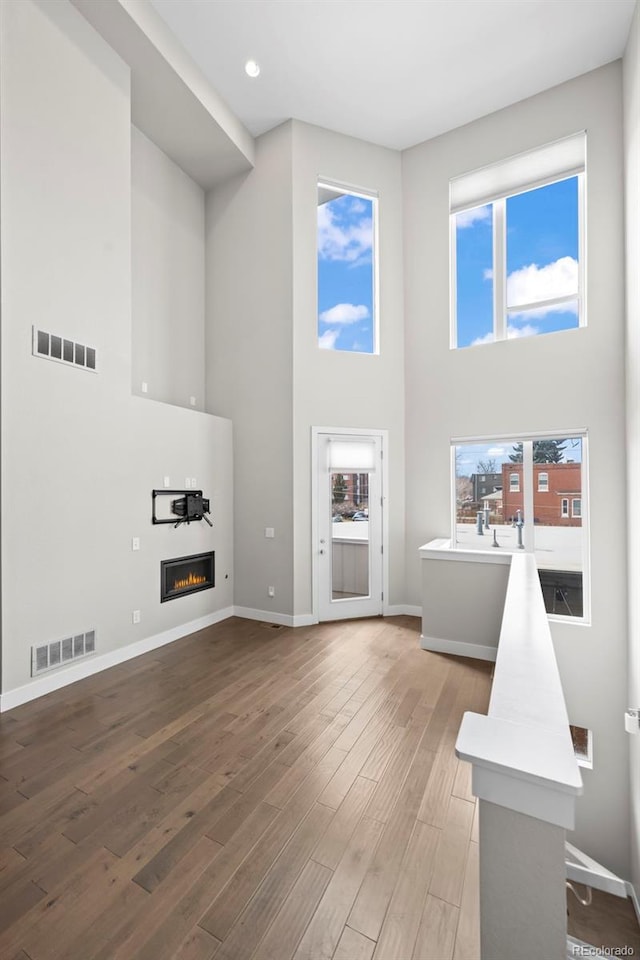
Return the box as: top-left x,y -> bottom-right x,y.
317,434 -> 382,621
331,471 -> 370,601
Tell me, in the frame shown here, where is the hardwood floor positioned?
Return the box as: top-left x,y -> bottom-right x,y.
0,615 -> 492,959
567,887 -> 640,954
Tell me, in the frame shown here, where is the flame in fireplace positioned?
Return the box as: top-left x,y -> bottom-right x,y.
173,571 -> 207,590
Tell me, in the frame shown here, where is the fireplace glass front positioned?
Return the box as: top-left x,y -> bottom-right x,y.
161,552 -> 215,602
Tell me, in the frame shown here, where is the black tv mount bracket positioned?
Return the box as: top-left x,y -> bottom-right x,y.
152,489 -> 213,529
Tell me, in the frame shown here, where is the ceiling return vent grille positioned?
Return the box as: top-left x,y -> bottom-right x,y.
32,326 -> 97,372
31,630 -> 96,676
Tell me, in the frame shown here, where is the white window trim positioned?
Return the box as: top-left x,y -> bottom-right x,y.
317,179 -> 380,356
538,472 -> 549,492
572,498 -> 582,518
451,430 -> 590,623
561,498 -> 570,518
510,473 -> 520,492
450,162 -> 586,349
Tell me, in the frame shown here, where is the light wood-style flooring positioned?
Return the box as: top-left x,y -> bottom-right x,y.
0,614 -> 491,960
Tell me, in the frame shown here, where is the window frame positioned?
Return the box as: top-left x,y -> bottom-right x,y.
572,498 -> 582,518
451,430 -> 590,623
450,171 -> 586,349
561,498 -> 569,518
509,473 -> 520,493
317,178 -> 380,356
538,472 -> 549,493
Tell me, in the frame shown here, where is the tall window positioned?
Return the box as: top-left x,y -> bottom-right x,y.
453,435 -> 588,619
317,181 -> 378,354
451,133 -> 585,348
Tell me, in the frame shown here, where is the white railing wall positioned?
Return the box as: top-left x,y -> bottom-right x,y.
420,543 -> 582,960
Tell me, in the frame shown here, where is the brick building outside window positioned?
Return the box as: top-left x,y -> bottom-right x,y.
501,462 -> 582,526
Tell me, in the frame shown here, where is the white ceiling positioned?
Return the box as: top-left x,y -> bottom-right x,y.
150,0 -> 636,151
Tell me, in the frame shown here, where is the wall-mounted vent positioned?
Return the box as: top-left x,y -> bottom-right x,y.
32,326 -> 97,372
31,629 -> 97,676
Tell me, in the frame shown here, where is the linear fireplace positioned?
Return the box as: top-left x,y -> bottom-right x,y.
161,551 -> 215,602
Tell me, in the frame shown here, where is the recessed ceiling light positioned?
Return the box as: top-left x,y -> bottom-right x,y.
245,59 -> 260,78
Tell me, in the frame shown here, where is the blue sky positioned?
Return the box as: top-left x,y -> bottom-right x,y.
456,176 -> 579,348
317,193 -> 374,353
456,437 -> 583,475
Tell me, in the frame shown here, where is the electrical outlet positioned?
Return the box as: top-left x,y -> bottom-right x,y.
189,396 -> 196,406
265,527 -> 275,539
141,382 -> 148,393
268,586 -> 275,598
185,477 -> 191,489
132,610 -> 141,624
131,537 -> 140,551
163,476 -> 170,487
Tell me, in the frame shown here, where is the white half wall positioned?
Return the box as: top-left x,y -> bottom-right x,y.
403,63 -> 629,876
420,550 -> 509,659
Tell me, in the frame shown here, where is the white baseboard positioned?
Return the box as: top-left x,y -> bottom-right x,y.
627,880 -> 640,924
232,606 -> 316,628
292,614 -> 316,627
234,606 -> 422,627
384,604 -> 422,618
0,607 -> 235,713
420,633 -> 497,663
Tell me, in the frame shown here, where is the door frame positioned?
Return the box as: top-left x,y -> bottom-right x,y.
311,426 -> 389,623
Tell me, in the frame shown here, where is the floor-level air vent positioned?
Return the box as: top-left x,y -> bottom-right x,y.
32,326 -> 97,372
31,629 -> 97,676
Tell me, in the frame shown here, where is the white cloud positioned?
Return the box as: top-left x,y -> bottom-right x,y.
507,323 -> 539,339
456,205 -> 491,229
317,203 -> 372,264
471,323 -> 539,346
318,329 -> 340,350
487,446 -> 507,457
483,268 -> 493,281
350,198 -> 366,214
507,256 -> 578,317
319,303 -> 369,325
471,331 -> 495,346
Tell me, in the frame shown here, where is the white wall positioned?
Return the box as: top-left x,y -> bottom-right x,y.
205,123 -> 294,616
403,64 -> 629,876
206,120 -> 405,621
290,122 -> 405,618
132,126 -> 206,411
0,0 -> 233,700
624,0 -> 640,896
